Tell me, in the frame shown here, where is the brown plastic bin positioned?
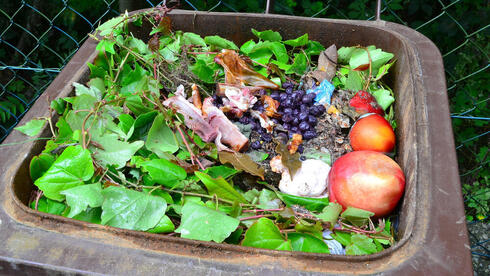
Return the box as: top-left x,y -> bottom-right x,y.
0,9 -> 473,275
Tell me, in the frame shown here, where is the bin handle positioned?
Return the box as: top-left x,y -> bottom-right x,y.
265,0 -> 383,20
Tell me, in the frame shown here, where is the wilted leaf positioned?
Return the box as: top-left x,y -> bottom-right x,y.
275,141 -> 301,178
218,151 -> 265,180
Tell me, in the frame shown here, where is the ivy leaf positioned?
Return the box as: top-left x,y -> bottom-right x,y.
286,52 -> 308,75
30,153 -> 55,181
204,35 -> 238,50
15,119 -> 46,137
147,215 -> 175,233
159,38 -> 181,62
331,231 -> 352,247
218,151 -> 265,180
279,193 -> 329,212
340,207 -> 374,227
96,40 -> 116,55
117,113 -> 135,137
175,201 -> 239,243
60,183 -> 104,218
251,29 -> 282,42
288,232 -> 330,253
50,98 -> 66,115
374,61 -> 395,81
349,47 -> 394,75
189,59 -> 215,83
337,46 -> 357,63
345,234 -> 378,255
127,37 -> 149,55
101,186 -> 167,231
182,32 -> 206,47
284,33 -> 308,47
91,133 -> 144,169
97,16 -> 124,36
30,197 -> 67,215
305,40 -> 325,56
372,88 -> 395,110
241,218 -> 292,251
345,70 -> 363,91
316,203 -> 343,226
240,40 -> 256,55
203,165 -> 238,179
195,171 -> 247,203
141,158 -> 187,187
34,145 -> 94,201
146,113 -> 179,155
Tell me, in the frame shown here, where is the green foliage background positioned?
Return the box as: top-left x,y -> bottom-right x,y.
0,0 -> 488,224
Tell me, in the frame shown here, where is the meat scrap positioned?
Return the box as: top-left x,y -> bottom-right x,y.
215,49 -> 280,89
217,83 -> 258,113
250,110 -> 275,133
202,97 -> 249,152
163,85 -> 218,143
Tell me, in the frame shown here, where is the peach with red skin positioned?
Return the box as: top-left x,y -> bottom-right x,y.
328,151 -> 405,217
349,113 -> 395,153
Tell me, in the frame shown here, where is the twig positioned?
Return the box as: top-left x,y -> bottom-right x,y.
242,208 -> 284,213
34,190 -> 43,211
240,214 -> 275,221
176,124 -> 205,170
114,51 -> 131,83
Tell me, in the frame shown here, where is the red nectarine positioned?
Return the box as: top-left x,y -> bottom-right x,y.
328,151 -> 405,217
349,113 -> 395,153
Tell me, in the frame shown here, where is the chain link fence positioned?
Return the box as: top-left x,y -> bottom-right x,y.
1,0 -> 488,271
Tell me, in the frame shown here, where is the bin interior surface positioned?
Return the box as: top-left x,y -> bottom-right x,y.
0,9 -> 472,275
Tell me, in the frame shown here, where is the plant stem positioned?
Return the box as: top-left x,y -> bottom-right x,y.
242,208 -> 284,213
240,214 -> 275,221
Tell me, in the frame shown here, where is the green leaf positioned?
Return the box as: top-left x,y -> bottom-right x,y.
340,207 -> 374,227
251,29 -> 282,42
189,59 -> 215,83
195,171 -> 247,203
118,113 -> 135,136
73,82 -> 102,101
96,40 -> 116,55
30,153 -> 55,181
372,88 -> 395,110
286,53 -> 307,75
288,233 -> 330,253
141,158 -> 187,187
331,231 -> 352,247
279,193 -> 329,212
34,145 -> 94,201
204,35 -> 238,50
374,61 -> 394,81
91,133 -> 144,169
127,37 -> 149,55
15,119 -> 46,137
97,16 -> 124,36
349,47 -> 394,75
71,207 -> 102,224
337,46 -> 357,63
175,201 -> 239,243
146,114 -> 179,155
101,186 -> 167,231
345,70 -> 363,91
203,165 -> 238,179
316,203 -> 343,226
241,218 -> 292,251
50,98 -> 66,115
147,215 -> 175,233
345,234 -> 378,255
30,197 -> 67,215
305,40 -> 325,56
60,183 -> 104,218
240,40 -> 256,55
284,33 -> 308,47
182,32 -> 206,47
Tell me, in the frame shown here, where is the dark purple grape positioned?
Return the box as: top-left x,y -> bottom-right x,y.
284,98 -> 294,107
270,91 -> 280,100
302,93 -> 316,105
283,123 -> 291,130
292,117 -> 299,126
250,121 -> 258,130
299,155 -> 306,161
291,126 -> 299,133
272,118 -> 280,124
285,87 -> 293,94
308,115 -> 317,125
282,114 -> 293,123
262,133 -> 272,142
256,127 -> 264,134
251,141 -> 261,149
315,104 -> 326,115
282,82 -> 293,89
299,112 -> 308,121
279,92 -> 288,102
297,144 -> 304,154
283,107 -> 293,114
300,105 -> 309,112
303,130 -> 317,140
299,121 -> 310,131
239,116 -> 250,124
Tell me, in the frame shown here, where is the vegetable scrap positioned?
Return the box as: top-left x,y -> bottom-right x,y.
17,7 -> 404,256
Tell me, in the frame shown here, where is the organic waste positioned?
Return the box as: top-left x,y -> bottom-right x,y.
16,7 -> 403,255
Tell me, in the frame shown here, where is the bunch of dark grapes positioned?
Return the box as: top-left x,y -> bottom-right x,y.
271,82 -> 325,142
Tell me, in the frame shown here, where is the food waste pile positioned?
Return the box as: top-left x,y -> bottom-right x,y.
17,8 -> 405,255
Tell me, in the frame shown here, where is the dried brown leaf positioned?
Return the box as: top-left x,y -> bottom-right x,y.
218,151 -> 265,180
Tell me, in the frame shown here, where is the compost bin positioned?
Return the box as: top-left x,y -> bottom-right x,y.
0,9 -> 473,275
